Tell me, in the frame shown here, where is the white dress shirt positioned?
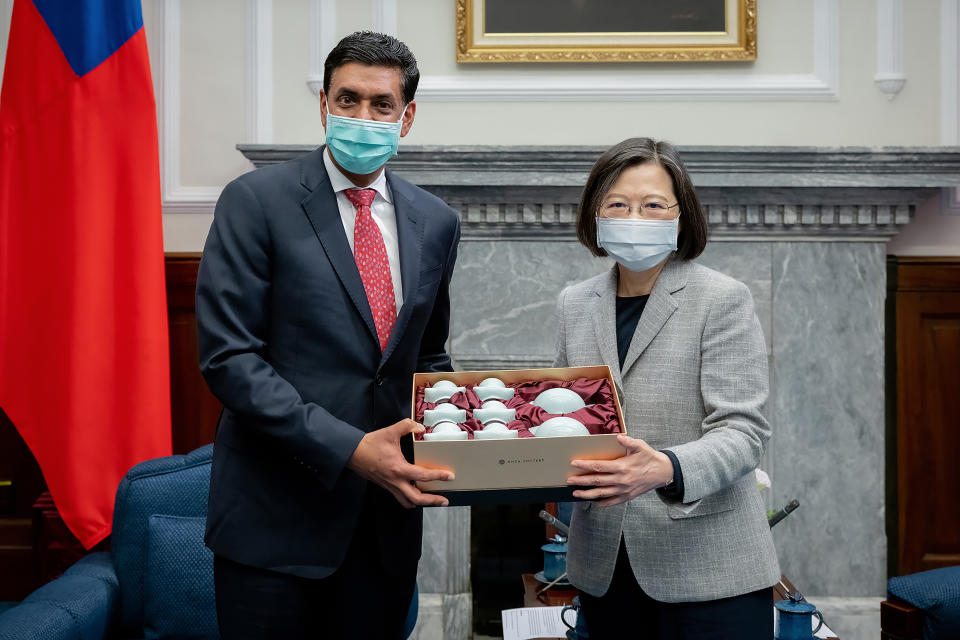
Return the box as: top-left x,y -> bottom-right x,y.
323,148 -> 404,312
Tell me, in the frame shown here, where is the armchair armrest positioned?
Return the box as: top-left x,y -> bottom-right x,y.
0,552 -> 119,640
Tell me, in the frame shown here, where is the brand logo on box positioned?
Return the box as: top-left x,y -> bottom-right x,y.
498,457 -> 545,465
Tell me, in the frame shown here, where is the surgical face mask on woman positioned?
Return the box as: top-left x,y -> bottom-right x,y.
324,104 -> 408,175
596,216 -> 679,272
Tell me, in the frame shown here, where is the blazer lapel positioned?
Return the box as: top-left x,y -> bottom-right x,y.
299,148 -> 379,348
590,267 -> 624,393
619,259 -> 688,377
379,171 -> 423,366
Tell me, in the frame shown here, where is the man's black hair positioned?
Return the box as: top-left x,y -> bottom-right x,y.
323,31 -> 420,104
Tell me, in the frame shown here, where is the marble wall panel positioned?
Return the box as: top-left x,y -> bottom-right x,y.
769,242 -> 887,596
696,242 -> 774,355
449,240 -> 611,363
418,507 -> 471,593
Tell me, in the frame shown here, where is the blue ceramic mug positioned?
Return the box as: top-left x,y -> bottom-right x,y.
774,593 -> 823,640
541,536 -> 567,581
561,596 -> 589,639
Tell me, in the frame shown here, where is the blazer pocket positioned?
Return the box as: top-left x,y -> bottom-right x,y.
666,497 -> 734,520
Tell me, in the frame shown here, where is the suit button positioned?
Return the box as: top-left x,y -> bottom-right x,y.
375,375 -> 384,386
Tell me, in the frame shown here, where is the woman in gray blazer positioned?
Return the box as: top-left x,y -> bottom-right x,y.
556,138 -> 780,639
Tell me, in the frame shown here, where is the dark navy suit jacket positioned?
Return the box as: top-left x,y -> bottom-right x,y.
196,146 -> 460,580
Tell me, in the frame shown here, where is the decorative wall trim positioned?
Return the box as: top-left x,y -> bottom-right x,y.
239,144 -> 960,188
370,0 -> 397,37
416,0 -> 838,102
452,355 -> 554,371
238,144 -> 960,241
246,0 -> 273,143
159,0 -> 264,215
875,0 -> 906,99
446,202 -> 917,242
943,186 -> 960,214
301,0 -> 839,102
307,0 -> 336,98
943,0 -> 960,144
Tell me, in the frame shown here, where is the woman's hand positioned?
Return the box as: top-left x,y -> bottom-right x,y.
567,434 -> 674,506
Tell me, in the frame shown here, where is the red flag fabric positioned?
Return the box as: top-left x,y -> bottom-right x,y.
0,0 -> 171,549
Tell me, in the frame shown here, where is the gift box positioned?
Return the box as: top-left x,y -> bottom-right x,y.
411,365 -> 627,506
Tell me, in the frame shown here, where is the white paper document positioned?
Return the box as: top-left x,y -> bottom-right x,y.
501,606 -> 570,640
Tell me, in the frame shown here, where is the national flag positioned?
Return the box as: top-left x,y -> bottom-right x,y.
0,0 -> 172,549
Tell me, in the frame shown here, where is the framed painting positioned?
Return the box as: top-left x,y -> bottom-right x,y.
455,0 -> 757,63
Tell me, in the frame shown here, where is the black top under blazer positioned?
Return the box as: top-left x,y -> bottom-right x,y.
196,146 -> 460,580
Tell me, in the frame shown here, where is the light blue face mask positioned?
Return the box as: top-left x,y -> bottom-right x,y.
596,216 -> 679,272
324,105 -> 407,175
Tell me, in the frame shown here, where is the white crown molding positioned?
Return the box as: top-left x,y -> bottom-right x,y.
875,0 -> 906,99
371,0 -> 397,37
247,0 -> 273,143
943,0 -> 960,145
416,0 -> 839,102
307,0 -> 336,98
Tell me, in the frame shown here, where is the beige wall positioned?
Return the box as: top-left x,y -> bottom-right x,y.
1,0 -> 957,253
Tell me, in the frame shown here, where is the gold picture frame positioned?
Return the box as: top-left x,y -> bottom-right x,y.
456,0 -> 757,63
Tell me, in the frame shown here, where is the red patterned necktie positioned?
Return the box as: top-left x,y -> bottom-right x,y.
344,188 -> 396,352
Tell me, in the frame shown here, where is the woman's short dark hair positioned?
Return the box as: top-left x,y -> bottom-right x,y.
576,138 -> 708,261
323,31 -> 420,104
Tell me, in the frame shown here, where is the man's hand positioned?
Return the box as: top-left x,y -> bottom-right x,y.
566,434 -> 673,506
347,419 -> 454,508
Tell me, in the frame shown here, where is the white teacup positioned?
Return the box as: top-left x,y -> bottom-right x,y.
531,388 -> 586,414
472,400 -> 516,425
475,377 -> 515,402
473,421 -> 519,440
423,402 -> 467,427
423,420 -> 468,441
531,417 -> 590,437
424,380 -> 466,403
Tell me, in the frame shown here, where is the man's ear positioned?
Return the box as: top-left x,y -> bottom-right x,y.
399,101 -> 416,138
319,91 -> 328,129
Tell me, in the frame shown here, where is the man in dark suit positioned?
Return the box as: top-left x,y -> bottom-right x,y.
196,31 -> 459,639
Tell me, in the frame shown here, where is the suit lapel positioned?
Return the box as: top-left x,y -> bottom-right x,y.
590,268 -> 624,393
379,171 -> 423,366
619,259 -> 688,377
299,147 -> 380,348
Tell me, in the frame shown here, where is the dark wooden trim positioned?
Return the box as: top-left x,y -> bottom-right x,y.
890,256 -> 960,291
165,253 -> 221,454
880,597 -> 924,640
887,255 -> 960,577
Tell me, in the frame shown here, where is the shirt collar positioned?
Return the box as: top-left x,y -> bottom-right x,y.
323,147 -> 392,204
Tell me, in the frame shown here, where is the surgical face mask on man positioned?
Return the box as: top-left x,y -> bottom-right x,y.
596,216 -> 679,272
324,104 -> 407,175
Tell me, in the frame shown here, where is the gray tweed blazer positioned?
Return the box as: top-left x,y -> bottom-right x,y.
554,258 -> 780,602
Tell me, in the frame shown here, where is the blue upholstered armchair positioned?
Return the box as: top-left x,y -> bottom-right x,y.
0,444 -> 218,640
0,444 -> 420,640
